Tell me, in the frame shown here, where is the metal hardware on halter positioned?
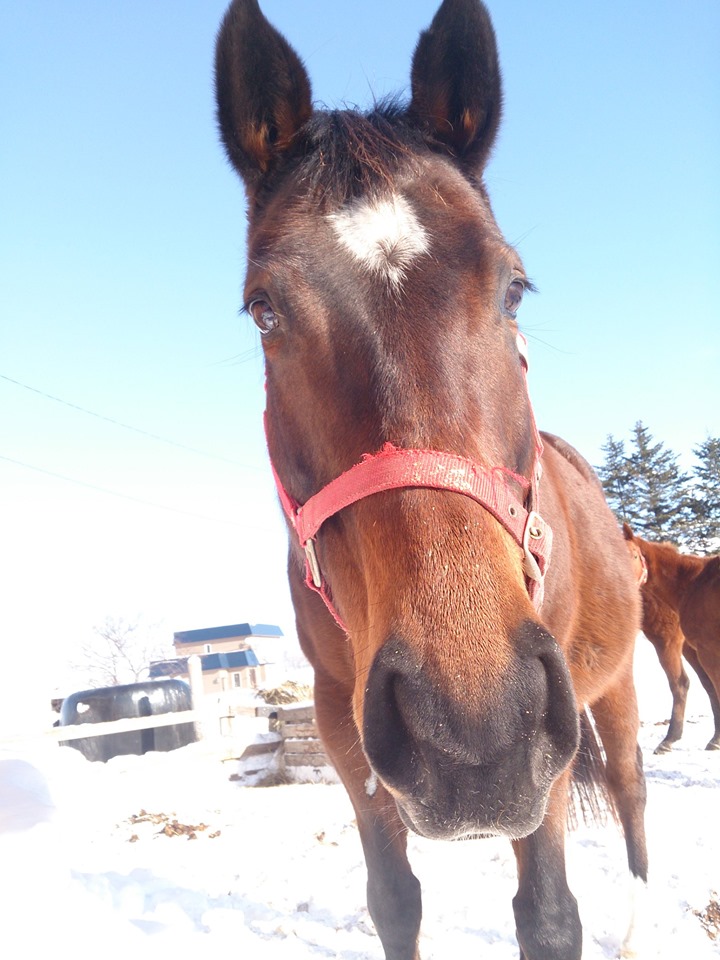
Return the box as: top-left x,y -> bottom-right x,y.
304,538 -> 322,588
522,511 -> 545,583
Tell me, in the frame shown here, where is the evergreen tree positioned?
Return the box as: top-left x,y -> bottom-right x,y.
687,436 -> 720,554
626,421 -> 690,543
597,434 -> 636,524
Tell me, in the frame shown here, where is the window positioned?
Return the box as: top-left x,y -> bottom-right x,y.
233,672 -> 242,688
204,643 -> 211,654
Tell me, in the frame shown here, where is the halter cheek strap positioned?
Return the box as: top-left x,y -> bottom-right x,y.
267,332 -> 552,631
634,548 -> 648,587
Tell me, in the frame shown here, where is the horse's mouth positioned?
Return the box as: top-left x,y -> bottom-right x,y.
379,765 -> 552,842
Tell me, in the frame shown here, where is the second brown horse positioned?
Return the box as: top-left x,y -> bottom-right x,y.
624,523 -> 720,753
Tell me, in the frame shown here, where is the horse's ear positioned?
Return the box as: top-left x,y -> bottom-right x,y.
622,522 -> 634,541
409,0 -> 502,177
214,0 -> 312,194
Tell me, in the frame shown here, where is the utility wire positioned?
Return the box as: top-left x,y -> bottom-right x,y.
0,453 -> 279,533
0,372 -> 263,470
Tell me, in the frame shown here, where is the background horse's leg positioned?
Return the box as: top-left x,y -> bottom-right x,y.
647,631 -> 690,753
684,642 -> 720,750
512,769 -> 581,960
313,667 -> 422,960
589,663 -> 649,959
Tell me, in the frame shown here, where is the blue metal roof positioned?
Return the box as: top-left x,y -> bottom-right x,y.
200,650 -> 260,670
173,622 -> 283,644
149,649 -> 261,677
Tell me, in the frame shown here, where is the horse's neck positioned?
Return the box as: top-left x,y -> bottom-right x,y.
648,550 -> 704,607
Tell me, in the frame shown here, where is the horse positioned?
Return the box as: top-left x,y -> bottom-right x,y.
624,523 -> 720,753
624,532 -> 691,753
214,2 -> 648,958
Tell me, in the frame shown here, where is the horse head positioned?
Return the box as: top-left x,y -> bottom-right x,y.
215,0 -> 579,841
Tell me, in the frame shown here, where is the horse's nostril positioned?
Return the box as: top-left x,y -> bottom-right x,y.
362,641 -> 419,788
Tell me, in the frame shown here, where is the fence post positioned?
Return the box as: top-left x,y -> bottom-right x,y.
187,655 -> 209,742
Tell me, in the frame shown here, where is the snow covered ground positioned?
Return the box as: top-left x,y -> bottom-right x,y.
1,638 -> 718,958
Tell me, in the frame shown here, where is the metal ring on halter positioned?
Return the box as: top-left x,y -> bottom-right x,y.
522,510 -> 545,583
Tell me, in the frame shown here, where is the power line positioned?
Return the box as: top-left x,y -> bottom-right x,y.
0,453 -> 279,533
0,372 -> 263,470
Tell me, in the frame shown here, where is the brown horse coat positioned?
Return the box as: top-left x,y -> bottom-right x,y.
214,2 -> 648,958
624,524 -> 720,752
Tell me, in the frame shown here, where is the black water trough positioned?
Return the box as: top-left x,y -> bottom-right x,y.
59,679 -> 196,762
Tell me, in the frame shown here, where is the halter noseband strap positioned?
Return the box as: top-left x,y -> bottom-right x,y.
267,333 -> 552,631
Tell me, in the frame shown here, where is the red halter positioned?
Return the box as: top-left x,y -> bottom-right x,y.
267,334 -> 552,631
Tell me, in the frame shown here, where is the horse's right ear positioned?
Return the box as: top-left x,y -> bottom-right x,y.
214,0 -> 312,194
622,523 -> 634,541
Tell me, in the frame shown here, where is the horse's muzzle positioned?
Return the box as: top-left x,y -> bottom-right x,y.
361,622 -> 580,840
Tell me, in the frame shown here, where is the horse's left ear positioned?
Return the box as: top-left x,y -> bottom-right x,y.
622,522 -> 634,541
409,0 -> 502,178
214,0 -> 312,195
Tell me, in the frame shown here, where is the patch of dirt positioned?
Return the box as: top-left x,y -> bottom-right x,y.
246,770 -> 295,788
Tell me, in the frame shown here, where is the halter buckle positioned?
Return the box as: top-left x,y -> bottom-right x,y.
522,510 -> 546,583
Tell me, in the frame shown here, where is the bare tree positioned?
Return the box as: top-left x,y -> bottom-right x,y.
75,615 -> 172,689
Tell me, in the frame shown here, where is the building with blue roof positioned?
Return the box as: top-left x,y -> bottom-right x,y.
149,623 -> 283,695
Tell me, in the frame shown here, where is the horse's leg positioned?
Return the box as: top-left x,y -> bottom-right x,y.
647,632 -> 689,753
313,665 -> 422,960
589,663 -> 649,959
512,769 -> 582,960
684,641 -> 720,750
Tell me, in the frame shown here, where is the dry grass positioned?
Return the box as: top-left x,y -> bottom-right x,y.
256,680 -> 313,705
125,809 -> 221,840
694,893 -> 720,941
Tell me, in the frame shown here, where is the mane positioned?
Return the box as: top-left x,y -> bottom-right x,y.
258,99 -> 445,209
641,537 -> 710,577
541,433 -> 604,492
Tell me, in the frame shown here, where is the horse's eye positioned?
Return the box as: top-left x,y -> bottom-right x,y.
504,280 -> 525,317
248,298 -> 279,335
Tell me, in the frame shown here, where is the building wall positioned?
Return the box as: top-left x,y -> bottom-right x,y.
202,665 -> 266,695
174,637 -> 251,658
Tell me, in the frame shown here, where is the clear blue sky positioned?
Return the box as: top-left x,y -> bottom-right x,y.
1,1 -> 718,702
